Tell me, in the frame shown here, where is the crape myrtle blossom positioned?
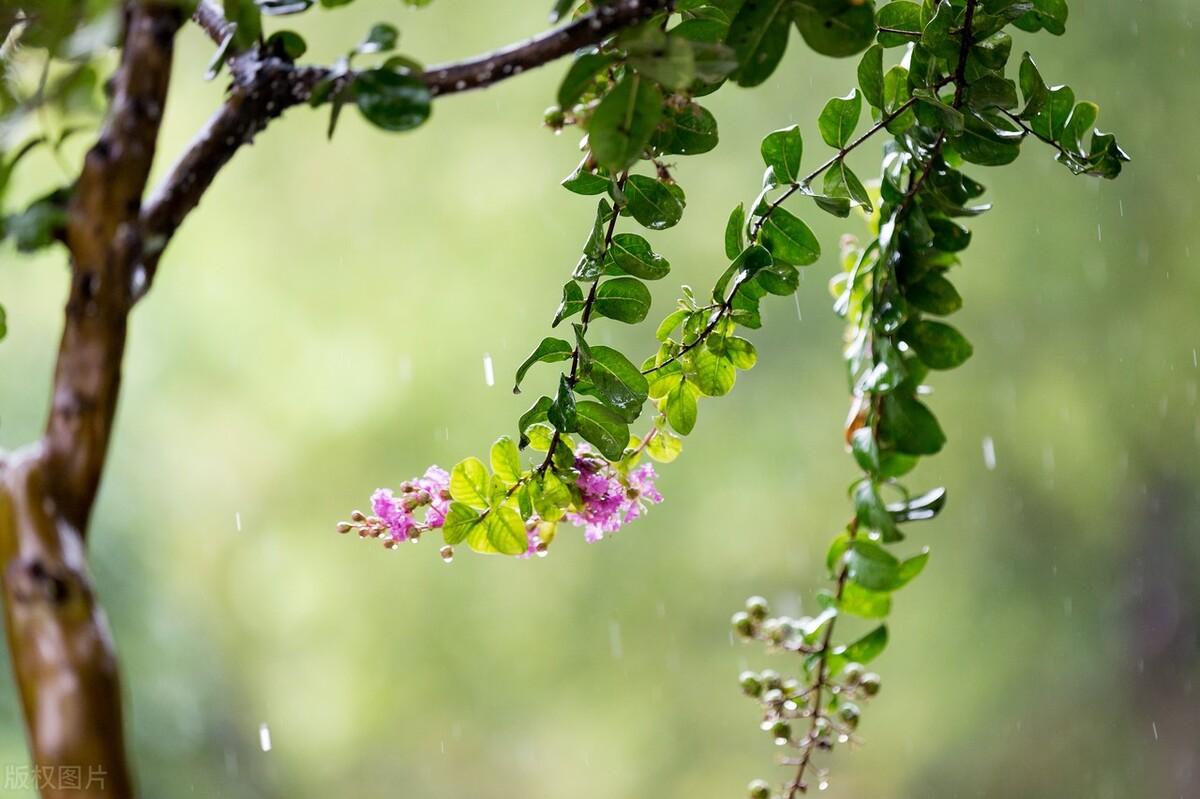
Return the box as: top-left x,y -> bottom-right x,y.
339,445 -> 663,555
338,465 -> 451,549
567,448 -> 663,543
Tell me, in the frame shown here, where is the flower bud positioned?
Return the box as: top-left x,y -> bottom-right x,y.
841,663 -> 864,685
351,510 -> 366,522
761,688 -> 785,707
336,522 -> 353,534
731,611 -> 756,638
838,702 -> 860,729
860,672 -> 881,697
760,669 -> 782,690
745,595 -> 770,621
747,779 -> 771,799
544,105 -> 566,129
770,720 -> 792,743
739,671 -> 763,697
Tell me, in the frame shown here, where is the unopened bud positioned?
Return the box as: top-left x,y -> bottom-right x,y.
745,595 -> 770,621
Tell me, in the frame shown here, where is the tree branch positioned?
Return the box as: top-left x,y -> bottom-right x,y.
137,0 -> 669,296
1,2 -> 184,796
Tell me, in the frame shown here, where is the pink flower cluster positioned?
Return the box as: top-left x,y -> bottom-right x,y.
340,446 -> 663,555
566,450 -> 663,543
343,466 -> 451,548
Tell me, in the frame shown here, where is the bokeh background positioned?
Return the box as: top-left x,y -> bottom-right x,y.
2,1 -> 1198,797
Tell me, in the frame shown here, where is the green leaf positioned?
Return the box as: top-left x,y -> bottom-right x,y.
794,0 -> 876,57
875,1 -> 922,47
693,348 -> 737,397
714,243 -> 774,299
562,159 -> 611,195
0,304 -> 6,341
905,320 -> 974,369
1027,83 -> 1074,141
553,281 -> 586,326
853,480 -> 901,542
1018,52 -> 1049,118
1014,0 -> 1068,35
907,273 -> 963,315
607,234 -> 670,280
627,31 -> 697,89
823,160 -> 872,212
558,52 -> 615,108
839,581 -> 892,618
517,396 -> 553,448
450,457 -> 491,509
623,175 -> 684,230
725,202 -> 747,260
658,102 -> 720,156
664,379 -> 700,435
760,208 -> 821,266
656,309 -> 689,341
574,401 -> 631,460
838,625 -> 888,663
709,334 -> 758,369
442,502 -> 482,545
466,505 -> 526,555
726,0 -> 792,87
595,276 -> 652,323
846,539 -> 901,591
588,74 -> 664,172
513,337 -> 573,393
581,345 -> 650,417
881,393 -> 946,456
356,22 -> 398,55
857,44 -> 885,108
818,89 -> 861,149
645,428 -> 684,463
265,30 -> 307,60
549,374 -> 578,433
760,125 -> 803,184
954,110 -> 1023,166
353,69 -> 432,132
896,550 -> 930,587
887,487 -> 947,523
490,436 -> 523,483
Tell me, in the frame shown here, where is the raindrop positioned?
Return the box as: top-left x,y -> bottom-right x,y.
981,437 -> 997,470
234,512 -> 242,532
609,620 -> 623,659
258,723 -> 272,752
1151,721 -> 1159,741
794,293 -> 803,321
483,354 -> 495,387
440,545 -> 454,563
818,780 -> 829,791
131,264 -> 148,296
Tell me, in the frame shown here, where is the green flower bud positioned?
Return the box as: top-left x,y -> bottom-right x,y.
543,105 -> 566,129
770,720 -> 792,742
739,671 -> 763,697
838,702 -> 860,729
731,611 -> 756,638
860,672 -> 881,696
747,779 -> 771,799
759,669 -> 782,689
761,688 -> 785,706
745,595 -> 770,621
842,663 -> 865,685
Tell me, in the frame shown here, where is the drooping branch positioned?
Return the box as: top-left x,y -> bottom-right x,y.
1,2 -> 184,797
137,0 -> 669,294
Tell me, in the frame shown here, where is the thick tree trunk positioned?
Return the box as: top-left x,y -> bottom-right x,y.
0,3 -> 182,797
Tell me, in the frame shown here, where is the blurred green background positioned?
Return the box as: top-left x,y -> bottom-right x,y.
2,1 -> 1198,797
